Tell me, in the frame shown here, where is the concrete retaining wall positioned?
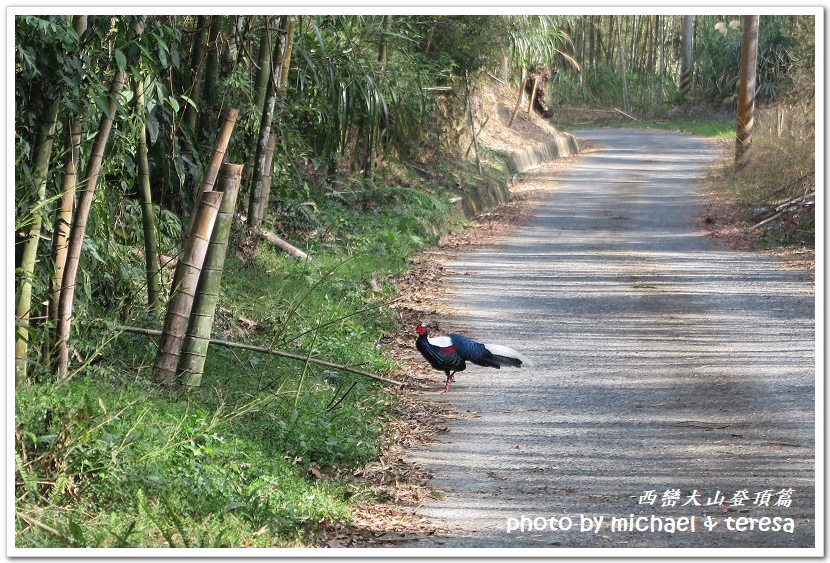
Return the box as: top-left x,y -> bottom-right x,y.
509,132 -> 580,173
458,132 -> 580,219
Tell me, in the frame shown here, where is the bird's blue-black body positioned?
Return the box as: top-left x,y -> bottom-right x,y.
415,324 -> 528,392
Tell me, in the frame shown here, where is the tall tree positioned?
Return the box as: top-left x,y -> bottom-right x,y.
735,16 -> 760,171
680,15 -> 694,99
616,15 -> 630,114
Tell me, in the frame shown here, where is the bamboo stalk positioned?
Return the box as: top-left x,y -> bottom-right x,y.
509,76 -> 528,127
48,121 -> 80,362
117,324 -> 402,386
465,115 -> 490,157
16,97 -> 59,383
253,133 -> 278,226
248,17 -> 285,227
278,17 -> 296,92
613,107 -> 639,121
154,191 -> 223,386
467,79 -> 482,176
132,33 -> 162,317
183,15 -> 209,132
179,164 -> 243,387
252,17 -> 274,112
56,69 -> 128,380
46,16 -> 87,369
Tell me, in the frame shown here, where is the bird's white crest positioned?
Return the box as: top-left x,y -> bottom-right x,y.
484,343 -> 534,367
427,336 -> 454,348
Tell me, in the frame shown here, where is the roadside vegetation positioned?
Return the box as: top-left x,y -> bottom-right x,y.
14,14 -> 814,547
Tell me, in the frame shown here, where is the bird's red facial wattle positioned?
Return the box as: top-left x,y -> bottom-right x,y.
416,324 -> 427,335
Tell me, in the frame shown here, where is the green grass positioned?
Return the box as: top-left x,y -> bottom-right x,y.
641,117 -> 735,139
14,168 -> 470,548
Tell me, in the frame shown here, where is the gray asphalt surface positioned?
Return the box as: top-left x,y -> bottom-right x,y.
404,130 -> 816,553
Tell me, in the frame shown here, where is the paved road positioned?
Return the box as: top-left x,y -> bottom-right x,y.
405,130 -> 816,553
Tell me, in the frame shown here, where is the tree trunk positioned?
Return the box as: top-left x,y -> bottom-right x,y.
200,16 -> 223,122
277,16 -> 296,92
252,17 -> 274,113
660,15 -> 665,101
735,16 -> 760,172
15,97 -> 59,384
509,76 -> 528,127
183,16 -> 209,132
588,15 -> 595,69
680,15 -> 694,99
616,15 -> 630,114
526,75 -> 539,115
606,16 -> 615,67
56,70 -> 128,379
578,16 -> 585,85
154,190 -> 224,386
179,163 -> 243,387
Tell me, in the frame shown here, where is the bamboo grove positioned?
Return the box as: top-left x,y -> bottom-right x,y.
14,14 -> 813,389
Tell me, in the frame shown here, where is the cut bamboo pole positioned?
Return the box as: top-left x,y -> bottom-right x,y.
259,229 -> 308,260
179,163 -> 243,387
154,191 -> 223,386
183,108 -> 238,238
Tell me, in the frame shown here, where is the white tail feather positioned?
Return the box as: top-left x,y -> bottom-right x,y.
483,343 -> 533,367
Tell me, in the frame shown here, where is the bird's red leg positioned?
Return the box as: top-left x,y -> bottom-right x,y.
440,371 -> 456,393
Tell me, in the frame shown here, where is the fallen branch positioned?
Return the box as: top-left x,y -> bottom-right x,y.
613,107 -> 639,121
746,200 -> 814,232
259,229 -> 309,260
17,512 -> 61,538
114,324 -> 402,386
487,73 -> 508,87
403,161 -> 431,178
